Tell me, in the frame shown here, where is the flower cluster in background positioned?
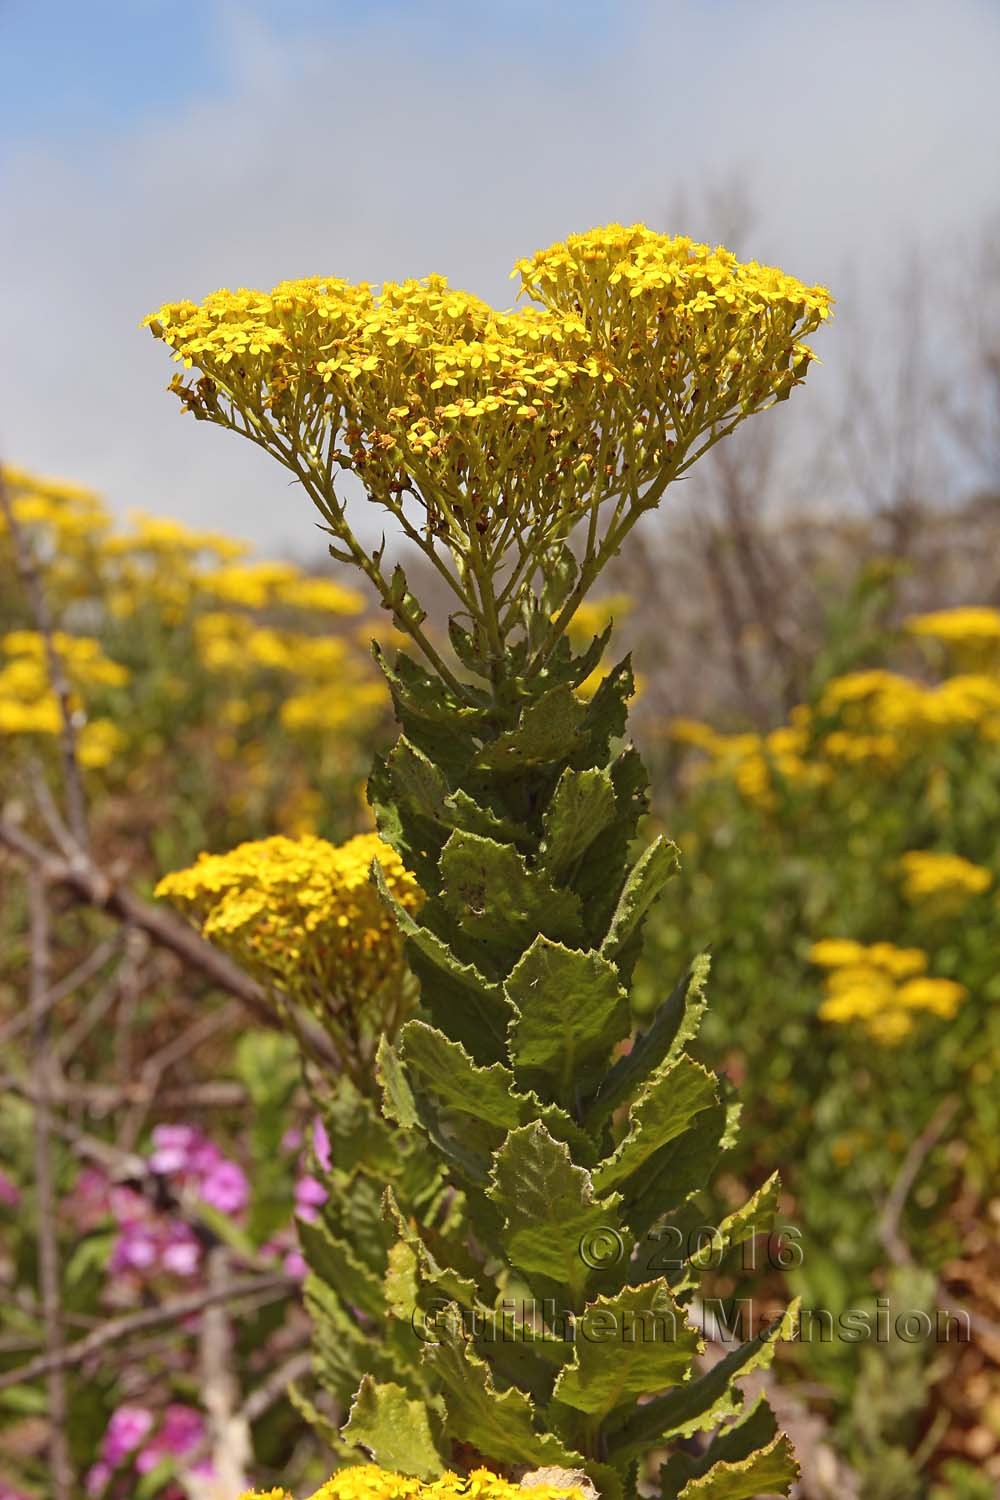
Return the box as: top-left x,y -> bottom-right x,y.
898,850 -> 993,910
85,1403 -> 211,1497
670,626 -> 1000,811
0,464 -> 389,848
809,939 -> 967,1043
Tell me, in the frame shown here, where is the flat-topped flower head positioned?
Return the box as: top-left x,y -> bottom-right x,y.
146,226 -> 831,588
156,834 -> 422,1056
240,1465 -> 586,1500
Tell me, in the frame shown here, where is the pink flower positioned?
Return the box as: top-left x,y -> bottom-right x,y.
199,1159 -> 249,1215
103,1404 -> 155,1464
148,1124 -> 200,1175
283,1248 -> 308,1280
136,1404 -> 208,1474
0,1168 -> 22,1209
110,1217 -> 160,1274
85,1462 -> 112,1496
312,1117 -> 332,1173
294,1174 -> 327,1223
159,1227 -> 202,1278
87,1403 -> 211,1494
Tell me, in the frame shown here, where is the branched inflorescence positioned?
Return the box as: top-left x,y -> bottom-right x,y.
150,225 -> 830,1500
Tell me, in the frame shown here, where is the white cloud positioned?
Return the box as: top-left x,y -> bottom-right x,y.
2,0 -> 998,550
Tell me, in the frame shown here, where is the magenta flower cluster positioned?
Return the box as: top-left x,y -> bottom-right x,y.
85,1403 -> 210,1496
75,1124 -> 250,1282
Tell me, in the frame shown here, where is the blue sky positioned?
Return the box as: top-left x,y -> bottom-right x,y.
3,0 -> 999,549
0,1 -> 621,142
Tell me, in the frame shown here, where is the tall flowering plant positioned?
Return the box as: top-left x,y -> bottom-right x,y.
148,225 -> 831,1500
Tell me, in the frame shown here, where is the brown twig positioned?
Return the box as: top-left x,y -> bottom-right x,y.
241,1347 -> 313,1424
0,933 -> 121,1048
876,1097 -> 1000,1342
26,868 -> 73,1500
3,1071 -> 249,1115
0,817 -> 271,1017
195,1245 -> 250,1495
0,815 -> 341,1068
877,1097 -> 959,1268
121,996 -> 240,1149
0,1273 -> 297,1392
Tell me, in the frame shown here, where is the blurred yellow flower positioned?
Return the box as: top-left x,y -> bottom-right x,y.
899,850 -> 993,907
811,938 -> 966,1043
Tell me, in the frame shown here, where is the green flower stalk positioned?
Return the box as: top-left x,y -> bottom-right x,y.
148,224 -> 831,1500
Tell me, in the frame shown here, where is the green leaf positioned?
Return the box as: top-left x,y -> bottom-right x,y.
297,1217 -> 385,1321
372,859 -> 511,1057
505,938 -> 629,1107
446,787 -> 533,848
541,767 -> 617,881
553,1281 -> 701,1418
397,1020 -> 596,1165
382,1187 -> 480,1313
368,739 -> 451,891
475,685 -> 585,773
592,1057 -> 719,1196
424,1322 -> 589,1472
488,1123 -> 625,1301
573,656 -> 635,764
341,1377 -> 443,1479
601,837 -> 679,961
400,1020 -> 523,1129
540,543 -> 579,615
661,1395 -> 785,1499
305,1275 -> 386,1401
374,646 -> 489,775
689,1174 -> 781,1270
676,1434 -> 799,1499
572,746 -> 649,942
64,1231 -> 114,1289
377,1033 -> 420,1130
439,830 -> 583,964
192,1200 -> 259,1262
379,1036 -> 499,1183
586,955 -> 711,1130
622,1103 -> 728,1240
320,1074 -> 401,1176
289,1383 -> 360,1459
608,1301 -> 800,1459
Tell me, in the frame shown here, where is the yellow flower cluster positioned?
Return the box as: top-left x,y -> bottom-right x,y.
809,940 -> 968,1044
911,606 -> 1000,648
898,850 -> 993,908
670,709 -> 830,809
1,465 -> 112,556
671,642 -> 1000,810
99,514 -> 365,624
818,668 -> 1000,743
101,510 -> 248,563
241,1465 -> 583,1500
156,833 -> 422,1016
0,631 -> 128,767
192,612 -> 384,737
146,226 -> 830,553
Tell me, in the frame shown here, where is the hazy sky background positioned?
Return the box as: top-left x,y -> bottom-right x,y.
3,0 -> 999,553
